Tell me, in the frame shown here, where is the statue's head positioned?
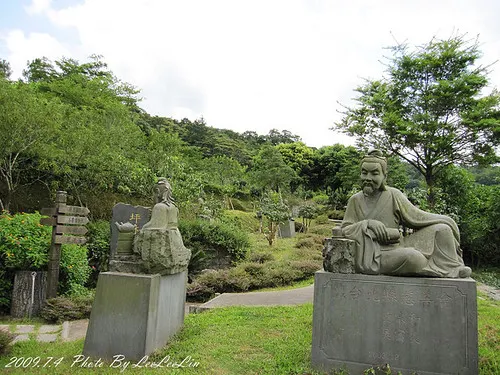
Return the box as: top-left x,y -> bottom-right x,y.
154,177 -> 173,205
360,149 -> 387,196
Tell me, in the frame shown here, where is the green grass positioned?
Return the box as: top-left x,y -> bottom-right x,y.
1,294 -> 499,375
477,291 -> 500,373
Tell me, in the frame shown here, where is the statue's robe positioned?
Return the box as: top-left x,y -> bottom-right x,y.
342,187 -> 466,277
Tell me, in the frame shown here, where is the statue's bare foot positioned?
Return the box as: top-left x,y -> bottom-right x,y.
458,266 -> 472,278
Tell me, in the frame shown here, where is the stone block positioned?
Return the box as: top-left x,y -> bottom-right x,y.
279,220 -> 295,238
312,271 -> 478,375
322,237 -> 356,274
110,203 -> 151,258
83,271 -> 187,361
15,325 -> 34,334
37,333 -> 58,342
39,325 -> 60,333
12,334 -> 29,343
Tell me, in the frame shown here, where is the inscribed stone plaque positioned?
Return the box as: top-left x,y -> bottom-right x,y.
311,271 -> 478,375
110,203 -> 151,258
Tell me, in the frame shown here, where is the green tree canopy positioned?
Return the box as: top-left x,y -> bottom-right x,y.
334,35 -> 500,205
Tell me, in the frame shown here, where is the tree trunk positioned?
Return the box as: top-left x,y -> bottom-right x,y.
425,170 -> 435,210
10,271 -> 47,318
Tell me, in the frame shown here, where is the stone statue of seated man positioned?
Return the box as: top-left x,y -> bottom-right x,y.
341,150 -> 471,278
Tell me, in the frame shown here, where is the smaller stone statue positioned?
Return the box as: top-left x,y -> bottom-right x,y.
133,178 -> 191,275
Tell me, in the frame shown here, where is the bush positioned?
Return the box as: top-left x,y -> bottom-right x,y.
248,252 -> 275,264
40,293 -> 94,323
85,220 -> 110,287
60,244 -> 92,296
0,328 -> 14,355
327,210 -> 345,220
180,219 -> 250,273
0,211 -> 51,270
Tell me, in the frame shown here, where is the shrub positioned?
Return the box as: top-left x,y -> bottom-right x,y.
0,211 -> 51,270
0,328 -> 14,355
327,210 -> 345,220
85,220 -> 110,281
248,252 -> 275,264
59,244 -> 92,296
0,211 -> 91,309
315,214 -> 329,225
295,237 -> 316,249
180,219 -> 250,273
40,293 -> 94,323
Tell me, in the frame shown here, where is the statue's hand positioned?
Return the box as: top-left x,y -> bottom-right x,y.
367,220 -> 389,244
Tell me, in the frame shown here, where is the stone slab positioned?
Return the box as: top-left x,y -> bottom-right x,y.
311,271 -> 478,375
83,272 -> 186,361
0,325 -> 10,331
15,325 -> 34,333
155,271 -> 187,348
39,325 -> 60,334
12,334 -> 29,343
37,333 -> 58,342
110,203 -> 151,258
279,220 -> 295,238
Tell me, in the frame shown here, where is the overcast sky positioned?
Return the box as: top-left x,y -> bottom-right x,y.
1,0 -> 500,148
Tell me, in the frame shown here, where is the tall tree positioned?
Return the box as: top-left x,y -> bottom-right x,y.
334,35 -> 500,205
0,80 -> 62,210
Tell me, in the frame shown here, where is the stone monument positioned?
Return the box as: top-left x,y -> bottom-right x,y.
84,178 -> 191,361
312,150 -> 478,374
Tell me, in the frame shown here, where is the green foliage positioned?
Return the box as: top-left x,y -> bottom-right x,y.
0,212 -> 51,269
260,194 -> 290,245
180,219 -> 250,273
335,34 -> 500,205
40,293 -> 94,323
297,203 -> 319,232
85,219 -> 110,286
250,145 -> 296,193
59,244 -> 91,296
0,328 -> 14,355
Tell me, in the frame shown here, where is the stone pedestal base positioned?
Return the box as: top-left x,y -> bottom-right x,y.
83,271 -> 187,361
312,271 -> 478,375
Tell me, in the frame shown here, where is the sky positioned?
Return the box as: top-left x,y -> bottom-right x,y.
1,0 -> 500,148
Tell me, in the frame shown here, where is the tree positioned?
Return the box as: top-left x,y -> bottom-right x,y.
334,35 -> 500,206
250,145 -> 296,193
260,193 -> 290,246
0,59 -> 12,79
201,155 -> 246,209
0,80 -> 62,210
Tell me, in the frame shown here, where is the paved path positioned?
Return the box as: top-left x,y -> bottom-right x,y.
3,281 -> 499,343
199,285 -> 314,309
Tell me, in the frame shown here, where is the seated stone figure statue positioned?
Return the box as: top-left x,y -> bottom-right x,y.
133,178 -> 191,275
341,150 -> 471,278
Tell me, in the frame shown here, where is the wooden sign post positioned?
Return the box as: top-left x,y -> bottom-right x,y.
40,191 -> 90,298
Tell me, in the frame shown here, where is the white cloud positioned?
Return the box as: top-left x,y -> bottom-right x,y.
3,0 -> 500,147
24,0 -> 52,15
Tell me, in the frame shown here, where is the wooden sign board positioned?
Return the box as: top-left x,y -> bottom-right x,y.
55,235 -> 87,245
55,225 -> 88,235
57,216 -> 89,225
58,204 -> 90,216
40,207 -> 57,216
40,217 -> 57,226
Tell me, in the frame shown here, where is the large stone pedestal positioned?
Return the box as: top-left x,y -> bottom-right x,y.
312,271 -> 478,375
83,271 -> 187,361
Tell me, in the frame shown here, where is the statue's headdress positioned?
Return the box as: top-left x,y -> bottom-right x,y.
361,149 -> 387,174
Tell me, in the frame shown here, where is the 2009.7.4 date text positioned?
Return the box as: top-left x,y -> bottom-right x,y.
5,356 -> 65,368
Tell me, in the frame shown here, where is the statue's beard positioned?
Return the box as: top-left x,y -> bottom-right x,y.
362,181 -> 383,196
363,185 -> 375,196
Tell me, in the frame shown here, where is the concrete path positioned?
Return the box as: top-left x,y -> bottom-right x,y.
197,284 -> 314,310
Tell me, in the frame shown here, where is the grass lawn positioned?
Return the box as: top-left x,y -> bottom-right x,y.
1,292 -> 499,375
